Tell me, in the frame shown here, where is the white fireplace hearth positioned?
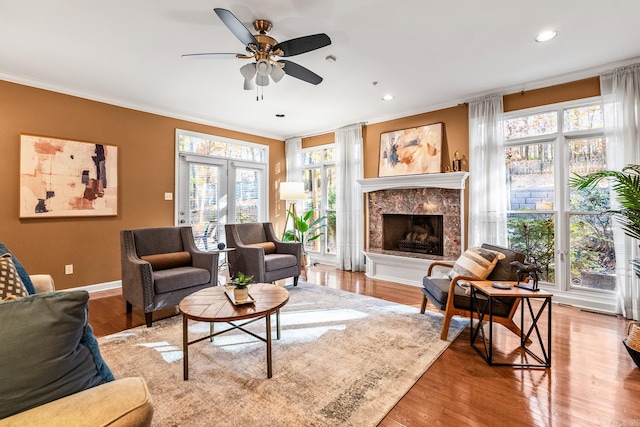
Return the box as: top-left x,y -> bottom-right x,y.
357,172 -> 469,287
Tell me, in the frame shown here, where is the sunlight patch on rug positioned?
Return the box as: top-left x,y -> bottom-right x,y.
98,282 -> 467,426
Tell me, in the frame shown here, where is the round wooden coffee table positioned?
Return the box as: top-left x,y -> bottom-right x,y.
179,283 -> 289,379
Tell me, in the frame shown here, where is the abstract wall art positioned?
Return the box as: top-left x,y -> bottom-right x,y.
378,122 -> 443,177
19,134 -> 118,218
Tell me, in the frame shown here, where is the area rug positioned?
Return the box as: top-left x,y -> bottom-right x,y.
98,282 -> 467,426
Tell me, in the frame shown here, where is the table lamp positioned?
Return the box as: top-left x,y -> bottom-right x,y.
279,181 -> 305,240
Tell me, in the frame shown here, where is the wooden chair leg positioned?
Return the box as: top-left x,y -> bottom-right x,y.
145,312 -> 153,328
440,313 -> 453,341
420,295 -> 427,314
126,301 -> 132,313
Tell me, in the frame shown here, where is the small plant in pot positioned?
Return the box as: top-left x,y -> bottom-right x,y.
231,271 -> 253,302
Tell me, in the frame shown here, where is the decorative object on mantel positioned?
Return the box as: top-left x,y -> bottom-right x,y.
378,122 -> 443,177
452,150 -> 462,172
19,134 -> 118,218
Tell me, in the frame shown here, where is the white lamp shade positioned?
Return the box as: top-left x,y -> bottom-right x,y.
270,65 -> 285,83
256,74 -> 269,87
240,62 -> 257,80
280,181 -> 305,200
243,78 -> 255,90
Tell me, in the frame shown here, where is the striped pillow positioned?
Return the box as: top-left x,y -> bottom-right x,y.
449,246 -> 505,283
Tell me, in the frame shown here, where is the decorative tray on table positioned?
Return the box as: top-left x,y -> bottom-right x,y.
223,285 -> 256,306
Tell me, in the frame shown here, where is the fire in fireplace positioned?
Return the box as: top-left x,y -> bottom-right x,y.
382,214 -> 444,256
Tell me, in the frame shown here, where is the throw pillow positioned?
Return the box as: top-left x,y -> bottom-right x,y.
449,246 -> 506,283
140,251 -> 192,270
0,253 -> 28,300
0,241 -> 36,295
0,290 -> 115,419
247,242 -> 277,254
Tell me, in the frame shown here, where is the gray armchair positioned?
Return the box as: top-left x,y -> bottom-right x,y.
120,226 -> 219,327
225,222 -> 302,286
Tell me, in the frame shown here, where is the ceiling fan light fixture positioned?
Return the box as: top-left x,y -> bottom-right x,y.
270,65 -> 285,83
256,59 -> 272,76
243,78 -> 255,90
256,74 -> 270,86
240,62 -> 257,79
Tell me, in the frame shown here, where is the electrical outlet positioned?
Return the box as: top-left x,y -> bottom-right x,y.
65,264 -> 73,275
164,192 -> 173,201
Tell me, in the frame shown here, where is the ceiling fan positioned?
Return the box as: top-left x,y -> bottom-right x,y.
183,8 -> 331,95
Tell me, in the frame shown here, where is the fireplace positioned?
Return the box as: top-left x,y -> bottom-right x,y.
383,214 -> 443,256
358,172 -> 469,287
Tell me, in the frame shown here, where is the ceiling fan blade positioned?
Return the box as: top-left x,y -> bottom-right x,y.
182,53 -> 241,59
214,8 -> 259,47
273,34 -> 331,57
280,60 -> 323,85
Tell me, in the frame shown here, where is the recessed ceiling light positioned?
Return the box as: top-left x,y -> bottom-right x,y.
535,30 -> 557,42
275,114 -> 285,118
382,94 -> 395,101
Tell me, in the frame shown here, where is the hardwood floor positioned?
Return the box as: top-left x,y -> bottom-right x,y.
88,265 -> 640,427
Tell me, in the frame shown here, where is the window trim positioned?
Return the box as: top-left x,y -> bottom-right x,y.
503,96 -> 617,312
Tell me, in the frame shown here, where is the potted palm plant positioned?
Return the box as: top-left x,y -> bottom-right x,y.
570,164 -> 640,367
282,208 -> 327,267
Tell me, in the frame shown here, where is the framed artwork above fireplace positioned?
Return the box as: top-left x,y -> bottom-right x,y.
378,122 -> 443,177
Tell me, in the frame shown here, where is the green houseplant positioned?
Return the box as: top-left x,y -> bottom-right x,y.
282,208 -> 327,266
570,164 -> 640,278
231,271 -> 253,302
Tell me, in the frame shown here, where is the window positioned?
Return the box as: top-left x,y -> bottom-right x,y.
300,145 -> 336,262
176,129 -> 268,250
504,100 -> 616,297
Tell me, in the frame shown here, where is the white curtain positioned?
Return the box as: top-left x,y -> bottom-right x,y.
601,64 -> 640,320
468,94 -> 508,247
285,137 -> 302,182
335,123 -> 365,271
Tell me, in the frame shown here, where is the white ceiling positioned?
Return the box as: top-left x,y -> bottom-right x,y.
1,1 -> 639,140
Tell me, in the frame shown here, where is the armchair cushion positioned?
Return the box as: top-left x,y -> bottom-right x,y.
264,253 -> 298,271
0,290 -> 114,419
153,266 -> 211,294
140,251 -> 191,271
0,254 -> 29,300
422,278 -> 513,317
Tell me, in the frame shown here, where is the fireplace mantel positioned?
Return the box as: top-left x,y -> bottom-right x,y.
357,171 -> 469,193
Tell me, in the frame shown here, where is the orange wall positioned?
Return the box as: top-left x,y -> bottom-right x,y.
504,77 -> 600,112
0,76 -> 601,289
0,80 -> 284,290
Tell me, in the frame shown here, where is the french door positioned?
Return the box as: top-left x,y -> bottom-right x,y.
177,154 -> 267,250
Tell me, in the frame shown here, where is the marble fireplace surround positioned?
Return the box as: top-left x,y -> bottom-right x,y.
357,172 -> 469,287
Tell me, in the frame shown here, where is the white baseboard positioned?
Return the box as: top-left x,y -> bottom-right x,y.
73,280 -> 122,293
